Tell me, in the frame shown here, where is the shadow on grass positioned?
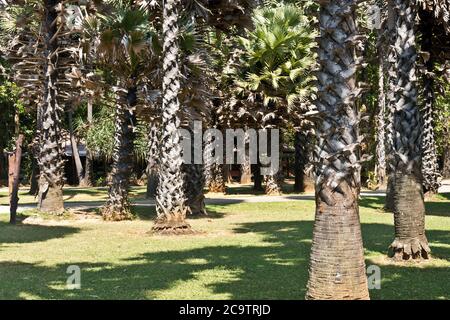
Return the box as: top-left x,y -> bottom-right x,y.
0,221 -> 80,246
0,219 -> 448,299
225,182 -> 306,196
358,195 -> 450,217
130,205 -> 226,221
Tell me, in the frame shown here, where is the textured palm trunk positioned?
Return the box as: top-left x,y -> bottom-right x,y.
253,163 -> 263,191
264,129 -> 283,195
30,103 -> 43,195
184,163 -> 207,215
264,173 -> 283,195
253,138 -> 264,191
204,130 -> 226,193
376,55 -> 386,187
419,9 -> 441,195
68,110 -> 84,186
306,0 -> 369,300
387,0 -> 430,260
384,0 -> 397,212
101,86 -> 136,221
443,136 -> 450,179
240,136 -> 252,184
206,163 -> 226,193
146,122 -> 159,198
294,131 -> 307,192
81,99 -> 94,187
153,0 -> 191,234
37,0 -> 65,214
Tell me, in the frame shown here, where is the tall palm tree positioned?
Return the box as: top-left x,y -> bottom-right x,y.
305,0 -> 369,300
152,0 -> 192,234
37,0 -> 65,213
387,0 -> 430,260
0,1 -> 45,196
419,8 -> 442,195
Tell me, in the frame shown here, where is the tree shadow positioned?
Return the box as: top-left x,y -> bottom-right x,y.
0,221 -> 80,246
359,196 -> 386,211
0,221 -> 450,299
0,219 -> 447,300
358,195 -> 450,217
424,200 -> 450,217
130,204 -> 227,221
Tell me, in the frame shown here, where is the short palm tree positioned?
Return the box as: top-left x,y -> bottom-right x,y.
233,3 -> 317,195
82,1 -> 157,220
305,0 -> 369,300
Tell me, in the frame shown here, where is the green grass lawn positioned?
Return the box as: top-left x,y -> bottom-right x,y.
0,186 -> 149,205
0,194 -> 449,300
0,182 -> 306,206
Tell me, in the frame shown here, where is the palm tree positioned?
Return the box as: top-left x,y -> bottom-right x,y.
418,7 -> 443,195
233,3 -> 317,195
386,0 -> 430,260
82,2 -> 156,220
152,0 -> 192,234
1,0 -> 64,212
37,0 -> 65,213
305,0 -> 369,300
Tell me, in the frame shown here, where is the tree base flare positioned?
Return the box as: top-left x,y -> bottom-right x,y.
152,221 -> 194,235
38,185 -> 64,214
208,185 -> 226,194
388,237 -> 431,260
101,206 -> 133,221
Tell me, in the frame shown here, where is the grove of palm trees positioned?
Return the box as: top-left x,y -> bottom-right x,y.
0,0 -> 449,302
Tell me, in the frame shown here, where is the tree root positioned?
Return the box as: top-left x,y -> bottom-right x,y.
152,221 -> 195,235
101,206 -> 133,221
388,237 -> 431,261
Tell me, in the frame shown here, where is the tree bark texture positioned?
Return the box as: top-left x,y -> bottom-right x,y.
306,0 -> 369,300
37,0 -> 65,214
153,0 -> 192,234
387,0 -> 430,260
101,86 -> 136,221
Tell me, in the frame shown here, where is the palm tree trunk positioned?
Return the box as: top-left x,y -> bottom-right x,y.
264,129 -> 282,195
384,0 -> 397,212
306,0 -> 369,300
294,131 -> 307,192
101,86 -> 136,221
29,157 -> 39,195
184,163 -> 207,215
204,129 -> 226,193
443,134 -> 450,179
387,0 -> 430,260
240,134 -> 252,184
146,121 -> 159,198
419,9 -> 441,195
9,135 -> 24,225
81,99 -> 94,187
37,0 -> 65,214
253,136 -> 263,191
153,0 -> 191,234
253,163 -> 263,191
68,110 -> 84,186
376,55 -> 387,187
206,163 -> 226,193
29,103 -> 43,195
